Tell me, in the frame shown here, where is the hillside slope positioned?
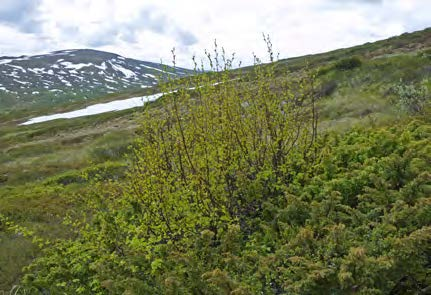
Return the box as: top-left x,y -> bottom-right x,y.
0,28 -> 430,293
0,49 -> 192,111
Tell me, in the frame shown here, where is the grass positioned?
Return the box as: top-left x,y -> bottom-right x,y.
0,182 -> 77,291
0,232 -> 38,291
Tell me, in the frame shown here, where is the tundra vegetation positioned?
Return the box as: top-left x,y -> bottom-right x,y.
0,29 -> 430,294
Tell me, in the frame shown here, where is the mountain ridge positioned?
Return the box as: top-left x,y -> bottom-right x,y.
0,49 -> 192,111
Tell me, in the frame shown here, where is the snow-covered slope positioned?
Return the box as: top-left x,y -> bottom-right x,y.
0,49 -> 192,110
20,92 -> 165,125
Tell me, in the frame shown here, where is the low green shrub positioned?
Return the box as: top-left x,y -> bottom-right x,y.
316,65 -> 332,76
334,56 -> 362,71
43,161 -> 127,186
392,79 -> 429,113
317,80 -> 337,97
20,119 -> 431,295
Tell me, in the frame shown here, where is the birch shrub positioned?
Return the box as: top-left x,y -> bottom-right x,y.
21,45 -> 320,294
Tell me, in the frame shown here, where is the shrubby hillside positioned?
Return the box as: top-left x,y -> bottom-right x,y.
0,28 -> 430,294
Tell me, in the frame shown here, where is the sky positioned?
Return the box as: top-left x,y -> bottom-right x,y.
0,0 -> 430,68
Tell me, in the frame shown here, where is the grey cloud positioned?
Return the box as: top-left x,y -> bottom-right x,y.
332,0 -> 382,4
135,10 -> 167,34
94,8 -> 198,47
87,31 -> 118,47
319,0 -> 382,10
118,29 -> 137,44
133,9 -> 198,46
82,8 -> 170,47
59,25 -> 80,38
1,2 -> 198,51
175,29 -> 198,46
0,0 -> 42,33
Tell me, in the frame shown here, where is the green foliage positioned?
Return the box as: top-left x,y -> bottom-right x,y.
334,57 -> 362,71
392,79 -> 429,113
317,80 -> 337,97
89,132 -> 134,163
20,117 -> 431,294
1,29 -> 431,293
17,44 -> 431,294
19,45 -> 321,294
43,161 -> 126,186
0,231 -> 38,292
316,65 -> 332,76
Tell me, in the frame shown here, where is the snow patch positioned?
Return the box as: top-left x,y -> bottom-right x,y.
0,56 -> 29,65
60,61 -> 93,70
21,92 -> 165,125
59,78 -> 72,87
13,79 -> 30,85
7,64 -> 26,72
94,62 -> 107,71
0,59 -> 12,65
110,62 -> 136,78
28,68 -> 46,74
140,64 -> 176,75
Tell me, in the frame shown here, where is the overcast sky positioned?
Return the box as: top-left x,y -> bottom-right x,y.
0,0 -> 430,68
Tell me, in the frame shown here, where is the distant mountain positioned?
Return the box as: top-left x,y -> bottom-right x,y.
0,49 -> 192,111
